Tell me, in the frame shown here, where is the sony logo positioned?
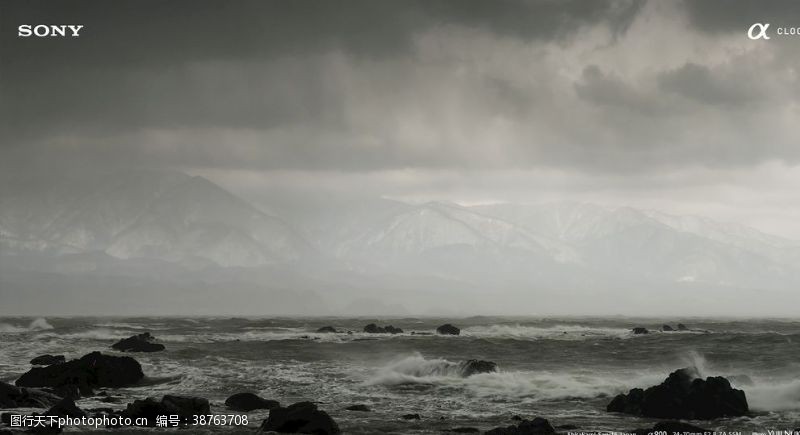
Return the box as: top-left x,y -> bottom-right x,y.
18,24 -> 84,38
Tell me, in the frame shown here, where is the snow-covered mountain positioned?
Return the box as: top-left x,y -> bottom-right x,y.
0,171 -> 313,267
2,173 -> 798,294
471,202 -> 800,287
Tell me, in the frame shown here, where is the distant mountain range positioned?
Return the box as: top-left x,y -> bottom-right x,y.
2,171 -> 798,315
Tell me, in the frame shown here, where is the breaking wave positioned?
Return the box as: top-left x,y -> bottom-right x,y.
363,353 -> 486,384
0,317 -> 54,333
363,353 -> 666,400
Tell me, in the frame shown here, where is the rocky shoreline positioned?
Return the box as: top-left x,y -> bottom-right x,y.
0,324 -> 766,434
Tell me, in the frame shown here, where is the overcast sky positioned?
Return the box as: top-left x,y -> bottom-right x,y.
2,0 -> 800,238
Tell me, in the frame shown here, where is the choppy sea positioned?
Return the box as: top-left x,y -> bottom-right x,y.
1,316 -> 799,433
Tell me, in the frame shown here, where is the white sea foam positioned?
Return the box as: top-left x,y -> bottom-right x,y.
364,353 -> 666,400
0,317 -> 54,333
461,324 -> 633,340
746,378 -> 800,411
35,328 -> 131,340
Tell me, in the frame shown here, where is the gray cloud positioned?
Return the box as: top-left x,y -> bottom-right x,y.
1,0 -> 800,239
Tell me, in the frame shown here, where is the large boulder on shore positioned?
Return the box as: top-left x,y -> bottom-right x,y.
111,332 -> 165,352
316,326 -> 338,333
363,323 -> 403,334
1,381 -> 63,408
661,325 -> 675,332
632,327 -> 649,335
436,324 -> 460,335
121,395 -> 210,426
225,392 -> 279,411
15,351 -> 144,396
30,355 -> 65,366
485,417 -> 555,435
459,359 -> 497,377
259,401 -> 340,434
607,367 -> 749,419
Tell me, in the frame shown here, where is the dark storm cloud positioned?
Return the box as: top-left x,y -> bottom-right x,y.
0,0 -> 642,158
681,0 -> 800,33
575,65 -> 664,114
657,63 -> 759,107
1,0 -> 799,176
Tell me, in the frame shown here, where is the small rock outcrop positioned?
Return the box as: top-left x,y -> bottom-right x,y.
121,395 -> 210,426
661,325 -> 675,332
259,401 -> 340,434
631,327 -> 649,335
485,417 -> 555,435
16,352 -> 144,396
607,367 -> 749,419
436,324 -> 461,335
677,323 -> 689,331
30,355 -> 65,366
459,359 -> 497,377
1,381 -> 63,408
363,323 -> 403,334
224,392 -> 279,411
401,413 -> 421,420
316,326 -> 338,333
345,404 -> 370,412
45,398 -> 87,418
111,332 -> 165,353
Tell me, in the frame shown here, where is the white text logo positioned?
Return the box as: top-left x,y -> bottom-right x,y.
18,25 -> 84,38
748,23 -> 770,40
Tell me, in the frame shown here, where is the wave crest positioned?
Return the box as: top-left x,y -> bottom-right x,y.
0,317 -> 54,333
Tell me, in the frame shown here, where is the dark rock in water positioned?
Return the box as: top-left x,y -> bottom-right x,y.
401,413 -> 421,420
345,404 -> 370,412
1,381 -> 63,408
607,388 -> 644,415
632,327 -> 649,335
511,415 -> 523,421
363,323 -> 403,334
446,428 -> 479,433
49,384 -> 81,400
122,395 -> 210,426
316,326 -> 338,333
259,401 -> 340,434
460,359 -> 497,377
485,417 -> 555,435
225,392 -> 280,411
111,332 -> 165,353
661,325 -> 675,332
677,323 -> 688,331
16,352 -> 144,396
607,367 -> 749,419
45,398 -> 87,418
436,324 -> 461,335
30,355 -> 65,366
633,421 -> 709,435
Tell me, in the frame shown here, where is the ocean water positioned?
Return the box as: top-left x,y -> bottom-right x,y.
1,316 -> 799,433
